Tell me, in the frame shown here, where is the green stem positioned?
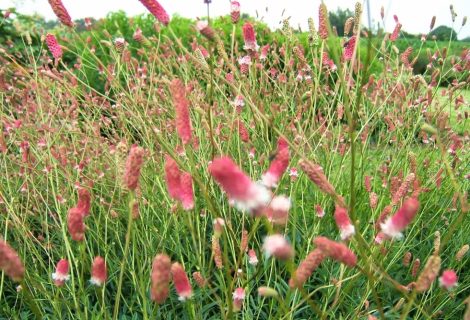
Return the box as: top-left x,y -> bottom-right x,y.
112,190 -> 136,319
20,280 -> 42,320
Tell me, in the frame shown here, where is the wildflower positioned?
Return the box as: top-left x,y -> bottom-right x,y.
299,160 -> 337,197
248,249 -> 258,265
90,256 -> 107,286
240,229 -> 248,253
233,287 -> 245,312
242,22 -> 259,51
171,263 -> 192,301
114,37 -> 126,52
137,0 -> 170,26
263,234 -> 294,260
264,195 -> 291,225
261,145 -> 289,188
374,232 -> 388,244
334,206 -> 355,240
380,198 -> 420,239
67,207 -> 86,241
164,155 -> 182,199
238,55 -> 252,74
369,192 -> 378,209
52,259 -> 69,286
258,286 -> 278,297
45,34 -> 63,59
343,36 -> 356,61
0,239 -> 25,282
315,204 -> 325,218
123,145 -> 144,191
196,20 -> 215,41
170,79 -> 192,145
318,3 -> 329,40
47,0 -> 73,27
403,252 -> 412,267
209,156 -> 270,214
230,1 -> 240,24
260,44 -> 270,60
439,270 -> 458,290
192,271 -> 207,288
289,249 -> 325,288
289,168 -> 298,180
235,119 -> 250,143
77,188 -> 91,217
212,236 -> 223,269
213,218 -> 225,237
390,23 -> 402,42
150,254 -> 171,304
411,258 -> 421,278
233,95 -> 245,111
313,236 -> 357,267
415,255 -> 441,292
179,173 -> 194,210
456,244 -> 469,261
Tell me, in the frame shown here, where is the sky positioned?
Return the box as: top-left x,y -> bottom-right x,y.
3,0 -> 470,39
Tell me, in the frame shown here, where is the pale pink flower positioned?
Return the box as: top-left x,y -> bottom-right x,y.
248,249 -> 258,265
264,195 -> 290,225
196,20 -> 215,40
263,234 -> 294,260
138,0 -> 170,25
233,287 -> 245,312
52,259 -> 69,286
260,44 -> 270,60
261,144 -> 289,188
230,1 -> 240,24
213,218 -> 225,237
45,34 -> 63,59
334,206 -> 355,240
439,270 -> 458,290
242,22 -> 259,51
380,198 -> 420,239
315,204 -> 325,218
90,256 -> 107,286
171,263 -> 192,301
209,156 -> 270,213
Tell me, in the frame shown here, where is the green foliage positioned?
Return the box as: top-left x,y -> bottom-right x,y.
328,7 -> 354,36
429,25 -> 458,41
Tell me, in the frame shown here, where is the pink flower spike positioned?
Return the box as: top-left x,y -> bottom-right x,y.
180,173 -> 194,210
248,249 -> 258,266
171,263 -> 192,301
261,146 -> 289,188
45,34 -> 63,59
334,206 -> 355,240
230,1 -> 240,24
343,36 -> 356,61
233,287 -> 245,312
263,234 -> 294,260
164,155 -> 182,200
52,259 -> 69,286
314,236 -> 357,267
170,79 -> 192,145
47,0 -> 73,27
90,256 -> 107,286
439,270 -> 458,290
242,22 -> 259,51
137,0 -> 170,26
209,156 -> 270,213
380,198 -> 420,240
265,195 -> 291,225
315,204 -> 325,218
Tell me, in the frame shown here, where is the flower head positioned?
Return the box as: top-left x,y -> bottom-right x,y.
138,0 -> 170,26
123,145 -> 145,191
263,234 -> 294,260
209,156 -> 270,214
261,145 -> 289,188
439,269 -> 458,290
313,236 -> 357,267
90,256 -> 107,286
248,249 -> 258,266
231,1 -> 240,24
170,79 -> 192,145
334,206 -> 355,240
52,259 -> 69,286
242,22 -> 259,51
233,287 -> 245,312
45,34 -> 63,59
151,254 -> 171,304
47,0 -> 73,27
0,239 -> 25,282
171,263 -> 192,301
380,198 -> 420,239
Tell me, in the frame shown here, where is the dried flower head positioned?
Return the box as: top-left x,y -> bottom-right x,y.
415,255 -> 441,292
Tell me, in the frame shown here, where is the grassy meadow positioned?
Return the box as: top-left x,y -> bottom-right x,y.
0,1 -> 469,319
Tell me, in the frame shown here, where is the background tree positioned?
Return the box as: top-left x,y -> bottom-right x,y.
328,8 -> 353,36
429,25 -> 457,41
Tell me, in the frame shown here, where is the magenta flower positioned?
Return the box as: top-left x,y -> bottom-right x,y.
45,34 -> 63,59
137,0 -> 170,26
171,263 -> 192,301
439,270 -> 458,290
242,22 -> 259,51
90,256 -> 107,286
380,198 -> 420,239
52,259 -> 69,286
334,206 -> 355,240
209,157 -> 270,213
